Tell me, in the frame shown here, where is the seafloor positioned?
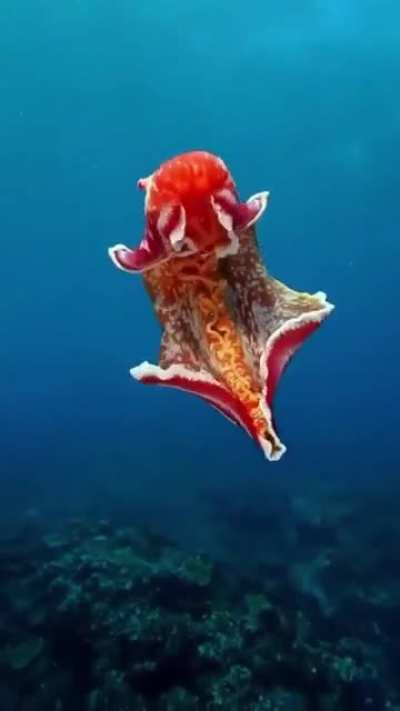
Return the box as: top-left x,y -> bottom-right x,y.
0,481 -> 399,710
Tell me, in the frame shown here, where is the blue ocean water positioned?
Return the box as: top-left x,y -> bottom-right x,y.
2,0 -> 399,531
2,3 -> 400,708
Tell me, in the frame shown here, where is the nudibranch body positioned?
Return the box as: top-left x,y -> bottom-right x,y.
109,151 -> 334,461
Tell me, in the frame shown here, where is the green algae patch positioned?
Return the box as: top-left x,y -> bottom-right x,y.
178,554 -> 214,587
0,637 -> 44,671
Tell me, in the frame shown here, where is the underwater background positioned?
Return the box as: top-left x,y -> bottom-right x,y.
1,0 -> 400,709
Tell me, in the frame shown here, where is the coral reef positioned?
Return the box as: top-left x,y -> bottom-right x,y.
0,485 -> 399,710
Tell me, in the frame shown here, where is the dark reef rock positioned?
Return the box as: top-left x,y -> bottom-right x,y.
0,485 -> 400,709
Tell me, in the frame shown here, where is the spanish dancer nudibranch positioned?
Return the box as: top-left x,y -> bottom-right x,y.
109,151 -> 334,461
